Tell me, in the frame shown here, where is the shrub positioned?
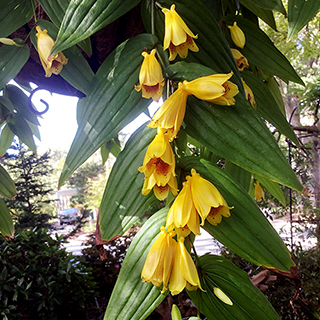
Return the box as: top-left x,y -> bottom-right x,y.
0,228 -> 97,320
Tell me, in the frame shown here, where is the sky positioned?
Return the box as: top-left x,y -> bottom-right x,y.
31,85 -> 162,152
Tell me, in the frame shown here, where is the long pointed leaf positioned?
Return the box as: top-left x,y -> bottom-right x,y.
58,34 -> 158,187
188,255 -> 280,320
223,15 -> 304,86
0,124 -> 14,157
238,0 -> 285,14
104,208 -> 168,320
0,165 -> 16,199
179,156 -> 295,272
0,0 -> 36,38
0,44 -> 30,91
288,0 -> 320,40
52,0 -> 142,56
100,125 -> 158,241
0,199 -> 14,238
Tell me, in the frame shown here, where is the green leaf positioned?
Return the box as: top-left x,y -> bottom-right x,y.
184,94 -> 302,192
7,113 -> 36,152
104,208 -> 168,320
37,0 -> 92,55
0,44 -> 30,91
52,0 -> 142,56
5,85 -> 39,125
0,165 -> 16,199
100,138 -> 121,165
100,125 -> 158,240
188,255 -> 280,320
179,156 -> 295,272
58,33 -> 158,187
288,0 -> 320,40
265,76 -> 286,116
254,174 -> 287,206
223,15 -> 304,86
0,124 -> 14,157
238,0 -> 285,14
239,0 -> 277,30
142,0 -> 243,91
0,0 -> 36,38
242,70 -> 299,146
0,199 -> 14,238
30,20 -> 94,94
224,161 -> 251,192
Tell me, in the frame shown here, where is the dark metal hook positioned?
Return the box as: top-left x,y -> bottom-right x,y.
28,87 -> 49,115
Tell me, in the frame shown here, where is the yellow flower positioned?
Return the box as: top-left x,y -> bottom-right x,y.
254,182 -> 265,202
189,169 -> 232,226
135,49 -> 165,102
183,72 -> 238,105
162,4 -> 199,61
148,82 -> 189,141
141,226 -> 176,293
230,48 -> 249,71
138,130 -> 178,200
242,78 -> 257,109
228,22 -> 245,49
166,179 -> 200,238
169,236 -> 203,295
36,26 -> 68,77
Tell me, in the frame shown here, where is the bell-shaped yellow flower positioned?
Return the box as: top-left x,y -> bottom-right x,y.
189,169 -> 232,226
166,179 -> 200,238
183,72 -> 238,105
162,4 -> 199,61
148,82 -> 189,141
242,78 -> 257,109
141,226 -> 176,293
169,236 -> 203,295
135,49 -> 165,102
230,48 -> 249,71
228,22 -> 245,49
254,181 -> 265,202
36,26 -> 68,77
138,129 -> 178,200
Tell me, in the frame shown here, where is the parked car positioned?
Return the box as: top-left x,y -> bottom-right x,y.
59,208 -> 81,225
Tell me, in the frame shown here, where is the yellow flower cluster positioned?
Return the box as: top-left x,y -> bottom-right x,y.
136,4 -> 235,296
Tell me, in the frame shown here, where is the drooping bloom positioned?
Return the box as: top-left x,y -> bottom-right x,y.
189,169 -> 232,226
228,22 -> 246,49
169,236 -> 203,295
183,72 -> 239,105
254,181 -> 265,202
242,78 -> 257,109
148,82 -> 189,141
141,226 -> 176,293
230,48 -> 249,71
135,49 -> 165,102
166,179 -> 200,238
138,129 -> 178,200
36,26 -> 68,77
162,4 -> 199,61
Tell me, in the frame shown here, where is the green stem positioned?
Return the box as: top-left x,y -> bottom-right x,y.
151,0 -> 155,36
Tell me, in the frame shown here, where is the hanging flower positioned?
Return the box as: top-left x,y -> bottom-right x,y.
230,48 -> 249,71
254,181 -> 265,202
162,4 -> 199,61
183,72 -> 239,105
169,236 -> 203,295
189,169 -> 232,226
148,82 -> 189,141
141,226 -> 176,293
228,22 -> 245,49
138,129 -> 178,200
242,78 -> 257,109
166,179 -> 200,238
36,26 -> 68,77
135,49 -> 165,102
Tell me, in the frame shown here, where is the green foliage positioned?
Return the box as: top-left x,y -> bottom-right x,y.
0,228 -> 97,320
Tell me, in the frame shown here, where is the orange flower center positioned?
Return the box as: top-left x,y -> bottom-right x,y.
154,184 -> 169,194
222,83 -> 230,96
142,83 -> 160,94
208,206 -> 222,218
147,158 -> 170,176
